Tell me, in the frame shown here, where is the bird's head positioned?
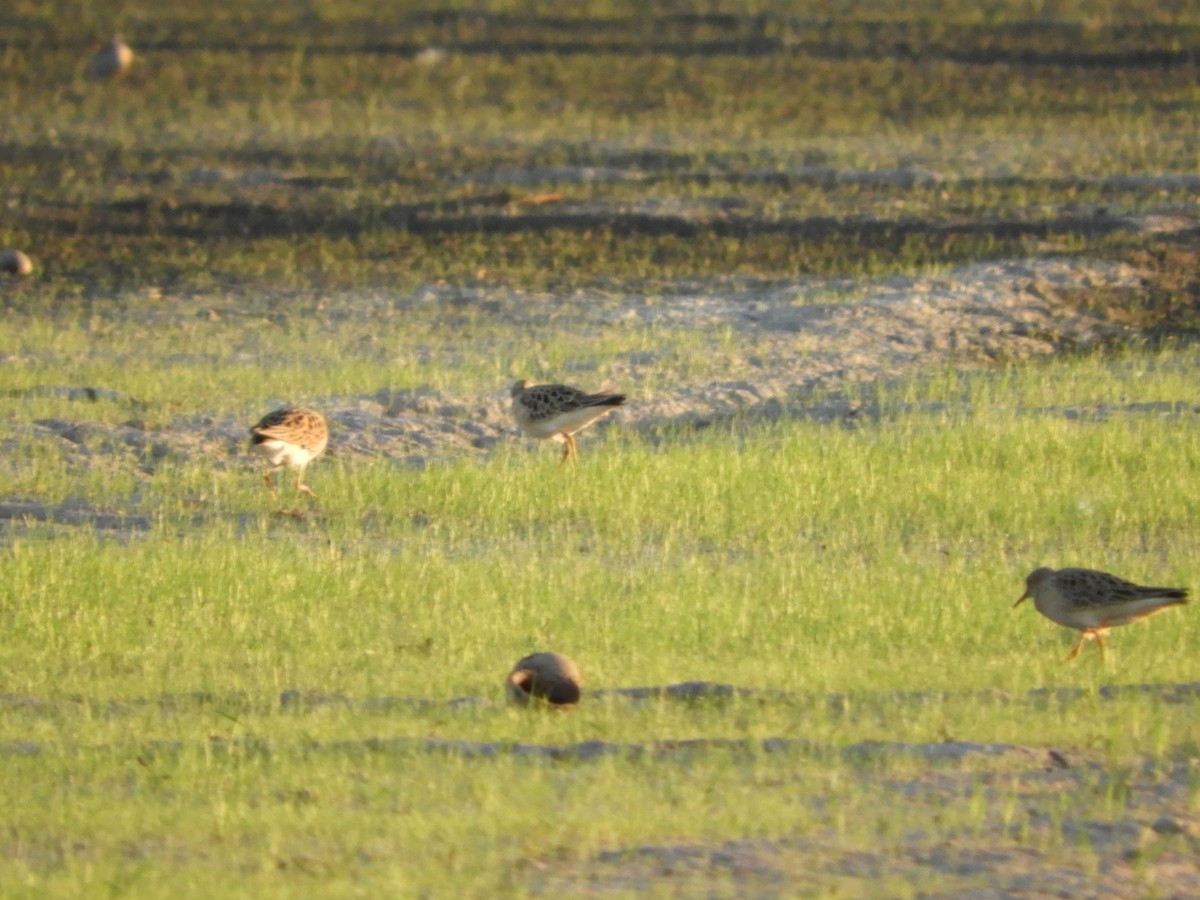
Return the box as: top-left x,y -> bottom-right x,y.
1014,566 -> 1055,608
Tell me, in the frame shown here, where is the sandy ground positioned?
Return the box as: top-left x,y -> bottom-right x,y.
9,215 -> 1195,490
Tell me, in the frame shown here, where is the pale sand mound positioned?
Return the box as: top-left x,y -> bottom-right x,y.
3,226 -> 1191,479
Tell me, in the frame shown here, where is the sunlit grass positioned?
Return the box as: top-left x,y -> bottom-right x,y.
1,0 -> 1198,893
6,300 -> 1200,894
5,347 -> 1200,703
4,347 -> 1200,893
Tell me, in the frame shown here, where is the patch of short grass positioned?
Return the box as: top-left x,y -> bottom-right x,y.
5,342 -> 1200,895
2,1 -> 1199,893
5,346 -> 1200,701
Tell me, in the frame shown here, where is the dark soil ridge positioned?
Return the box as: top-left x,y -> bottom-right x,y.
12,18 -> 1198,67
0,733 -> 1054,765
4,679 -> 1197,716
279,678 -> 1200,715
21,198 -> 1169,244
0,500 -> 151,533
9,738 -> 1079,778
109,41 -> 1200,70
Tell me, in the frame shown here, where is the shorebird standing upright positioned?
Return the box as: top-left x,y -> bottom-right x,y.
1014,566 -> 1188,660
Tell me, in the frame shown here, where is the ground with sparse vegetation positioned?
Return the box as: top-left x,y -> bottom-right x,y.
2,1 -> 1200,897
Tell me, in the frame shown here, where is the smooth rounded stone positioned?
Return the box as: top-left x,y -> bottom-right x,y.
86,37 -> 134,79
506,652 -> 582,709
0,249 -> 32,276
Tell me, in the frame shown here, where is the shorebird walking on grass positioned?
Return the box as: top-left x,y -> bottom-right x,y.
249,406 -> 328,499
509,380 -> 626,465
1014,566 -> 1188,660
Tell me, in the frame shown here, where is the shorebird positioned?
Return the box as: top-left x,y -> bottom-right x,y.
86,36 -> 134,79
510,379 -> 626,464
1014,566 -> 1188,660
249,407 -> 328,499
0,249 -> 33,276
506,652 -> 582,708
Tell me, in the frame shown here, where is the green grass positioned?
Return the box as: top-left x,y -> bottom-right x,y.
8,349 -> 1200,701
4,349 -> 1200,894
2,0 -> 1200,893
2,0 -> 1197,297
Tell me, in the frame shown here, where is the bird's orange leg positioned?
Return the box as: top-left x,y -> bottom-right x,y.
558,434 -> 578,467
296,469 -> 315,497
263,469 -> 278,499
1066,629 -> 1106,661
1066,631 -> 1088,660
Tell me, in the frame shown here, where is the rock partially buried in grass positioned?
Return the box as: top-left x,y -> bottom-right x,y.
86,36 -> 134,79
506,652 -> 582,708
0,249 -> 33,276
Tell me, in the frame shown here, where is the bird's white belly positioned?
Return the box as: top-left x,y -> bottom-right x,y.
1035,598 -> 1093,629
523,419 -> 567,439
254,439 -> 311,469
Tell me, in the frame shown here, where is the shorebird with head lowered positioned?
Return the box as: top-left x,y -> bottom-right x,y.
86,36 -> 134,79
249,406 -> 328,499
510,379 -> 626,464
1014,566 -> 1188,660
